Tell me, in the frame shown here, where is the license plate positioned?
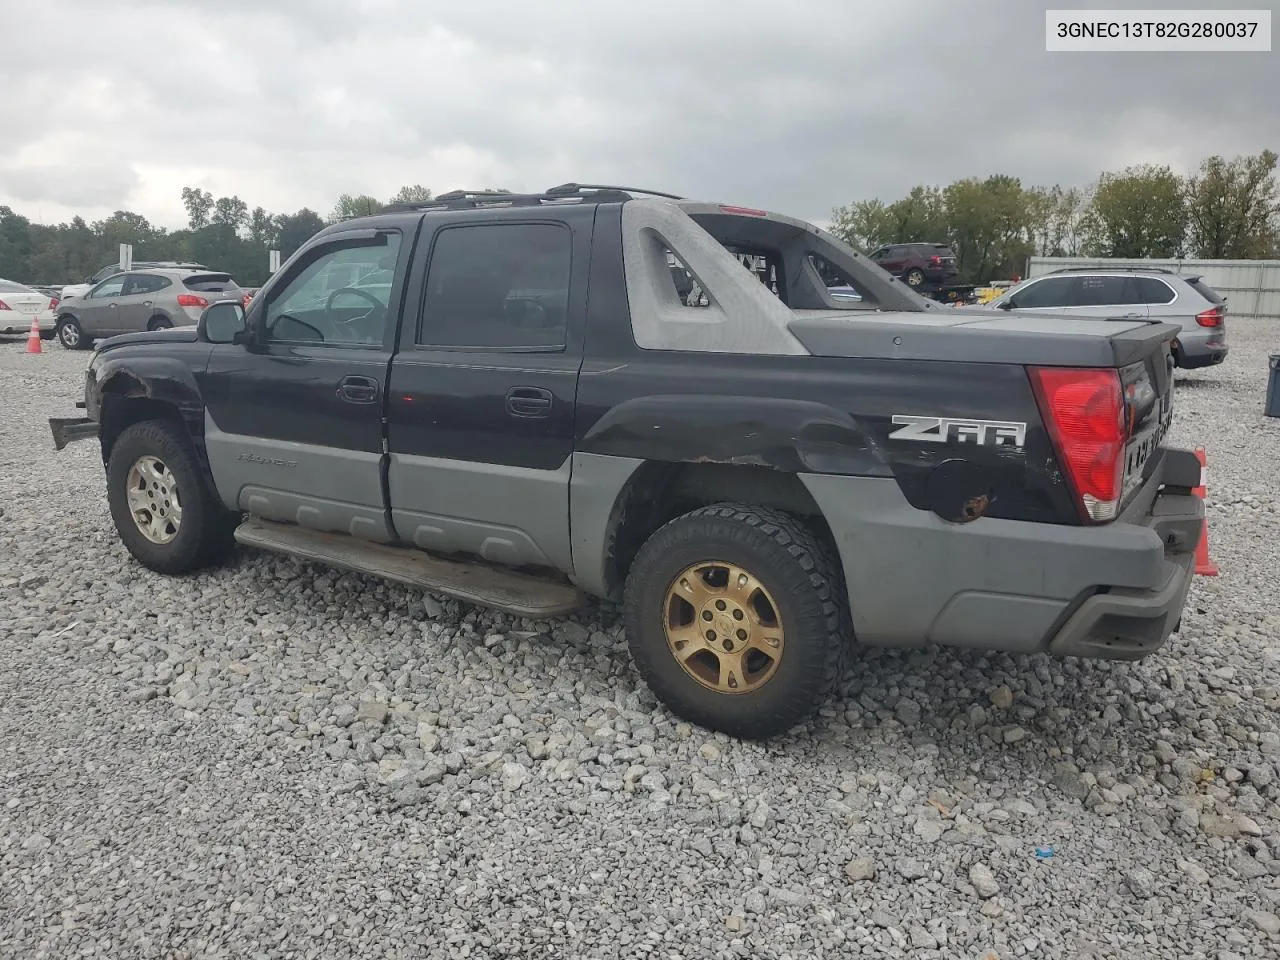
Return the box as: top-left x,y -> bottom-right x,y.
1123,389 -> 1174,497
18,303 -> 40,313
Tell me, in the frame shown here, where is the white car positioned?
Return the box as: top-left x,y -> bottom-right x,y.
0,279 -> 57,338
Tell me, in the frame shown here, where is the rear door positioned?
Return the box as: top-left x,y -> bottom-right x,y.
118,273 -> 171,331
385,207 -> 590,572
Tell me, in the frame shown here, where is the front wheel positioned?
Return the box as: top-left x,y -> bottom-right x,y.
622,503 -> 851,740
56,317 -> 90,350
106,420 -> 238,575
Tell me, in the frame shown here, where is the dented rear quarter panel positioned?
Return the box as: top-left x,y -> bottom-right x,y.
574,350 -> 1080,525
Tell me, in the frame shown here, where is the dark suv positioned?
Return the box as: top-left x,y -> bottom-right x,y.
870,242 -> 959,288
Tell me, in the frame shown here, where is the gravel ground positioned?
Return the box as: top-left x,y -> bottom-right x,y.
1,322 -> 1278,960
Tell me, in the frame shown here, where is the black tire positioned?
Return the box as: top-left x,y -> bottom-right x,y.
147,316 -> 173,331
904,268 -> 925,287
39,329 -> 56,341
622,503 -> 851,740
106,420 -> 239,575
56,317 -> 90,350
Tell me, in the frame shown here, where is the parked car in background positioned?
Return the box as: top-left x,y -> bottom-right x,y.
54,268 -> 244,350
869,242 -> 960,288
985,267 -> 1229,370
0,278 -> 58,338
60,260 -> 209,303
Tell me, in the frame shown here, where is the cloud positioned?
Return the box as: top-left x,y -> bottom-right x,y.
0,0 -> 1275,229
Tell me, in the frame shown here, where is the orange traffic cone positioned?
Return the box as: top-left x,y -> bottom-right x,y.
1192,446 -> 1218,577
25,317 -> 42,354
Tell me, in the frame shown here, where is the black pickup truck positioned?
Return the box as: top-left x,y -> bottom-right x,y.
50,183 -> 1205,740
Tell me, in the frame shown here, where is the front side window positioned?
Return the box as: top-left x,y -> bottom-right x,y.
418,223 -> 571,350
89,276 -> 127,299
264,234 -> 401,346
1009,276 -> 1074,309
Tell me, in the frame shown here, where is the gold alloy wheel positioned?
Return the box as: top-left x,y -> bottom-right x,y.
125,455 -> 183,545
663,561 -> 785,694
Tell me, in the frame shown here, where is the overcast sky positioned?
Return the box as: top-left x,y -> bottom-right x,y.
1,0 -> 1275,229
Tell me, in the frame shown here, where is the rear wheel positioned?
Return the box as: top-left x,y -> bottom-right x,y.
147,316 -> 173,331
56,317 -> 89,350
622,503 -> 850,740
106,420 -> 239,575
904,268 -> 925,287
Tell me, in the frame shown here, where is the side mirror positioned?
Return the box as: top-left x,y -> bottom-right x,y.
199,300 -> 247,344
996,299 -> 1014,311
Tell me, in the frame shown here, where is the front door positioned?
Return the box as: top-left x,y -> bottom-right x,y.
385,210 -> 589,572
200,225 -> 415,542
76,274 -> 128,336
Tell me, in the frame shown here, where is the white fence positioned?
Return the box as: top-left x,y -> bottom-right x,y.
1027,257 -> 1280,320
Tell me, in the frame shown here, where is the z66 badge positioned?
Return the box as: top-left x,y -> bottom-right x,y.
889,415 -> 1027,449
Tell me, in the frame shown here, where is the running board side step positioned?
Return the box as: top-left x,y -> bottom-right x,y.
233,518 -> 584,619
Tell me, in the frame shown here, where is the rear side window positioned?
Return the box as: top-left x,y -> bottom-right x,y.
418,223 -> 571,350
1073,276 -> 1134,306
1185,277 -> 1226,306
1010,276 -> 1075,308
125,274 -> 172,295
1133,276 -> 1175,304
184,273 -> 240,292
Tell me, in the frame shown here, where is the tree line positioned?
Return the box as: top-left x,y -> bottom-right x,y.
1,151 -> 1277,288
831,149 -> 1280,283
0,183 -> 443,288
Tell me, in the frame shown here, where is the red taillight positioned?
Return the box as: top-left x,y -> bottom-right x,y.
177,294 -> 208,308
719,204 -> 767,217
0,299 -> 9,311
929,255 -> 942,266
1195,306 -> 1223,327
1029,366 -> 1126,523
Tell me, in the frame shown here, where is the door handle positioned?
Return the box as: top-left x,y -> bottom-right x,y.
506,386 -> 553,418
108,303 -> 117,308
337,375 -> 379,404
143,301 -> 153,307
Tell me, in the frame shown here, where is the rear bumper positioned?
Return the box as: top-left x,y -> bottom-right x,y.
800,447 -> 1205,661
1177,343 -> 1228,369
0,314 -> 55,335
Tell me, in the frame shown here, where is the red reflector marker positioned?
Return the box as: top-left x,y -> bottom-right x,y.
1029,366 -> 1126,523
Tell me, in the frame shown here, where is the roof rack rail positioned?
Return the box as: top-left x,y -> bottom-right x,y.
1048,265 -> 1176,275
381,183 -> 677,214
543,182 -> 686,200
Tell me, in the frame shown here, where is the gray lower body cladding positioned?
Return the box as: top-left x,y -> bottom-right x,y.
800,451 -> 1204,660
